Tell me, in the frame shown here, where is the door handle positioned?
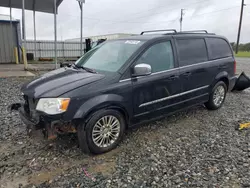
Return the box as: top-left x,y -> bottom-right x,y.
182,72 -> 192,77
167,75 -> 179,80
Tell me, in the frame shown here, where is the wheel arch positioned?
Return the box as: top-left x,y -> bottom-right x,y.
73,94 -> 130,129
213,71 -> 229,91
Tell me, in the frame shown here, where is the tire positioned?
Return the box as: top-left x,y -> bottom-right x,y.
205,81 -> 227,110
78,109 -> 126,154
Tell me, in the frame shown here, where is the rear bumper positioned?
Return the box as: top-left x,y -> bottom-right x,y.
229,76 -> 237,91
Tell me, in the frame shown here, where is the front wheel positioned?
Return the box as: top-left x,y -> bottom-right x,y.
205,81 -> 227,110
78,109 -> 126,154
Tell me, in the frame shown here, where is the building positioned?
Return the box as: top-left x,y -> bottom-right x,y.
0,14 -> 21,63
65,33 -> 137,42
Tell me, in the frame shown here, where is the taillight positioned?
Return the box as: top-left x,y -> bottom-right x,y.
234,60 -> 236,74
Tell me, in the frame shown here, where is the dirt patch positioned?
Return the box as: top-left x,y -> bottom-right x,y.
88,161 -> 116,176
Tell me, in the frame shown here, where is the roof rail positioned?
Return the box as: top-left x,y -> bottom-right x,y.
180,30 -> 208,33
141,29 -> 177,35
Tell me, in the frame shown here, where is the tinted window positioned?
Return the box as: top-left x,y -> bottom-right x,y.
177,39 -> 208,66
206,38 -> 232,60
136,41 -> 174,73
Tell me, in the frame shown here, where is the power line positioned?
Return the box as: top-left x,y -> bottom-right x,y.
91,4 -> 240,27
86,0 -> 206,21
112,0 -> 207,23
190,5 -> 240,17
59,4 -> 241,30
107,5 -> 241,33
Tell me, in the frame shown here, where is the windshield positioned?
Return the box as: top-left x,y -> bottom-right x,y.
75,40 -> 144,72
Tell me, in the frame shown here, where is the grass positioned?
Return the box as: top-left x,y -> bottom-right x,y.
235,51 -> 250,58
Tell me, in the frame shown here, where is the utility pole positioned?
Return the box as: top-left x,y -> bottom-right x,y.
180,9 -> 185,32
236,0 -> 245,54
77,0 -> 85,55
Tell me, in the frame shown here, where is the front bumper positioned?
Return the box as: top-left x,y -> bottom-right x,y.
9,103 -> 43,133
9,103 -> 76,139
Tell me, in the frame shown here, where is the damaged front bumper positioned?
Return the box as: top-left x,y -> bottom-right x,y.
8,103 -> 76,140
8,103 -> 41,132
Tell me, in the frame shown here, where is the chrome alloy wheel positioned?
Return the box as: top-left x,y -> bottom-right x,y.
92,115 -> 121,148
213,85 -> 225,107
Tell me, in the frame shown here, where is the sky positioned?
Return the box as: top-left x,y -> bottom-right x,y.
0,0 -> 249,43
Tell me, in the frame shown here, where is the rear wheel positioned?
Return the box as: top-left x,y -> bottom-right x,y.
205,81 -> 227,110
78,109 -> 125,154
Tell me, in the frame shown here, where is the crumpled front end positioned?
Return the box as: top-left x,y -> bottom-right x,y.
8,94 -> 76,140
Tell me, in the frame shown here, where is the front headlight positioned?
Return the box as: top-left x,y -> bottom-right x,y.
36,98 -> 70,115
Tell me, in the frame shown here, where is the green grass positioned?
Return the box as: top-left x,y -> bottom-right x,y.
235,51 -> 250,58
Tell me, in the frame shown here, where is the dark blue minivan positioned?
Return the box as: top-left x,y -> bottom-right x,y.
10,30 -> 237,154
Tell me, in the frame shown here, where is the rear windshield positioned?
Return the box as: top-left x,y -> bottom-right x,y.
206,38 -> 233,60
75,40 -> 144,72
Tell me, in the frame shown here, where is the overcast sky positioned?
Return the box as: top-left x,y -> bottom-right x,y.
0,0 -> 249,42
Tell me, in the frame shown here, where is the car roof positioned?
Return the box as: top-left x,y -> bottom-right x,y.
117,34 -> 166,41
116,33 -> 226,42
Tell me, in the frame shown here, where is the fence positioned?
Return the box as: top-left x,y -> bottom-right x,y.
25,40 -> 86,59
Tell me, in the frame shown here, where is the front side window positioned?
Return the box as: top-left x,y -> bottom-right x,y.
177,39 -> 208,67
76,40 -> 144,72
136,41 -> 174,73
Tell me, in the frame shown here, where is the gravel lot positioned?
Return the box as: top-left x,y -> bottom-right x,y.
0,58 -> 250,188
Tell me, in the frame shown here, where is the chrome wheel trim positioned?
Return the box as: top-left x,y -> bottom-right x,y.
92,115 -> 120,148
213,85 -> 225,107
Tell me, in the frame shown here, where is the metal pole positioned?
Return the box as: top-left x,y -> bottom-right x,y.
54,0 -> 57,69
236,0 -> 245,54
22,0 -> 26,45
22,0 -> 27,69
80,2 -> 83,55
33,10 -> 37,59
180,9 -> 184,32
10,1 -> 14,63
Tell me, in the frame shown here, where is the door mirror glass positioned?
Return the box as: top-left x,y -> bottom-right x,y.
133,63 -> 152,77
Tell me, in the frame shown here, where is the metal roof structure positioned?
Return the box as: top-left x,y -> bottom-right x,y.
0,0 -> 64,14
0,0 -> 68,69
0,0 -> 86,69
0,14 -> 18,22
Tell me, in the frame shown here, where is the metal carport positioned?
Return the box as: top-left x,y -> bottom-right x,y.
0,0 -> 64,69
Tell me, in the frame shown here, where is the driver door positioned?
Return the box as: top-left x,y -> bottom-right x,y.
132,40 -> 182,122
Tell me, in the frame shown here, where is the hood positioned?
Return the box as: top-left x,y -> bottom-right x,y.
21,68 -> 105,98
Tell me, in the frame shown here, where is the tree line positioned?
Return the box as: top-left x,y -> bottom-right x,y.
230,42 -> 250,52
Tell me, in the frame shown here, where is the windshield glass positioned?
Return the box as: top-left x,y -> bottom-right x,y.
75,40 -> 144,72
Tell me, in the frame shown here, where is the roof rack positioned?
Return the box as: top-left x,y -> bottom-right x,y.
141,29 -> 177,35
180,30 -> 208,33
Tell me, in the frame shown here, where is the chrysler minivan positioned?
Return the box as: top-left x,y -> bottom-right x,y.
10,30 -> 237,154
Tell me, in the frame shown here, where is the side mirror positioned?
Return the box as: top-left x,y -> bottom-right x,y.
132,63 -> 152,77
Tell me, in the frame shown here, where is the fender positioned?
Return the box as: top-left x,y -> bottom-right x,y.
212,71 -> 229,87
73,94 -> 131,120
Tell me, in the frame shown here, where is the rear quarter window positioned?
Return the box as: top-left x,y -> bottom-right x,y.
206,38 -> 233,60
176,38 -> 208,67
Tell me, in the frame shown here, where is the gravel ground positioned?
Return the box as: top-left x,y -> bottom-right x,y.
0,58 -> 250,188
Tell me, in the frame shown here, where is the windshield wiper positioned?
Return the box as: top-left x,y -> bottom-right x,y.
71,64 -> 97,73
81,66 -> 97,73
